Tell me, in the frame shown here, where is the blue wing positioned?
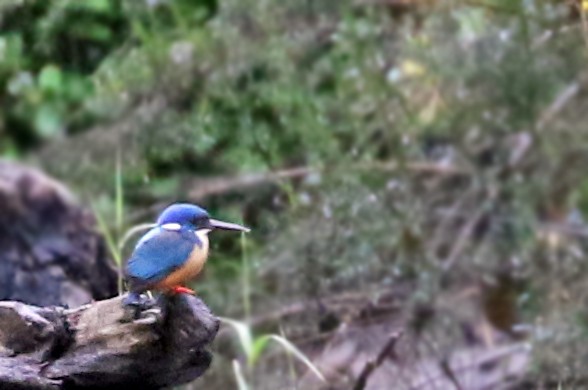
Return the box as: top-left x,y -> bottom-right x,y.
125,227 -> 197,288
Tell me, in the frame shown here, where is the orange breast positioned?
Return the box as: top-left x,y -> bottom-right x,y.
154,232 -> 209,291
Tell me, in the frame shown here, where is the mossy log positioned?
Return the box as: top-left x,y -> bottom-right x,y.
0,294 -> 219,389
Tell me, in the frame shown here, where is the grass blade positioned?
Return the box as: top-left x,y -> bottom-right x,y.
250,335 -> 270,367
115,149 -> 123,236
232,359 -> 250,390
92,204 -> 122,294
268,335 -> 325,382
219,317 -> 253,357
118,223 -> 157,252
241,233 -> 251,321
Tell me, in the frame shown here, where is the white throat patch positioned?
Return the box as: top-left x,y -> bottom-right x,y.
161,223 -> 182,231
196,228 -> 212,239
195,229 -> 211,247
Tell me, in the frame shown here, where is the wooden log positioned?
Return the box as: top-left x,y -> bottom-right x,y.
0,294 -> 219,389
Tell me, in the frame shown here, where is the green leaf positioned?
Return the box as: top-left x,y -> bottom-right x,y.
34,105 -> 62,138
38,65 -> 63,93
63,74 -> 93,101
250,335 -> 270,366
72,0 -> 111,12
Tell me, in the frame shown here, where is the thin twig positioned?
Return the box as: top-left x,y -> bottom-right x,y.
430,189 -> 475,255
442,193 -> 489,271
536,81 -> 581,130
185,162 -> 464,200
440,358 -> 463,390
186,167 -> 313,200
352,331 -> 404,390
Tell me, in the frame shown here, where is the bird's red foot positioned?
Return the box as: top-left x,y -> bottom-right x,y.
171,286 -> 195,295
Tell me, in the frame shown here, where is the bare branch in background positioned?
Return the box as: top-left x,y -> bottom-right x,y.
352,331 -> 403,390
128,160 -> 466,223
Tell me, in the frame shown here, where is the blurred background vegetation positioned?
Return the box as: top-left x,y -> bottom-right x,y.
2,0 -> 588,388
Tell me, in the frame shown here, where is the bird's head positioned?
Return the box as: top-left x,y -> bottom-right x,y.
156,203 -> 250,233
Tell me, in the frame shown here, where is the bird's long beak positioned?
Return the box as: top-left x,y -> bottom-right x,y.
210,218 -> 250,232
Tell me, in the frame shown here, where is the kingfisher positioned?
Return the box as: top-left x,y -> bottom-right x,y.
123,203 -> 249,311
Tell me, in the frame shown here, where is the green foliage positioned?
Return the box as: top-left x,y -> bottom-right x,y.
220,317 -> 325,385
3,0 -> 588,387
0,0 -> 219,154
0,0 -> 127,153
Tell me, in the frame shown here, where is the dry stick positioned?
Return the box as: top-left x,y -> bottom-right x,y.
187,166 -> 313,200
127,161 -> 466,224
441,196 -> 489,271
430,189 -> 475,255
536,81 -> 581,131
186,161 -> 464,200
439,358 -> 463,390
352,331 -> 404,390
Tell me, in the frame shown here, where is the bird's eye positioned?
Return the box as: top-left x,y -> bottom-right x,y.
193,216 -> 209,228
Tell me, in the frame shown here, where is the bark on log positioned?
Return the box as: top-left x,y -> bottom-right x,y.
0,294 -> 219,389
